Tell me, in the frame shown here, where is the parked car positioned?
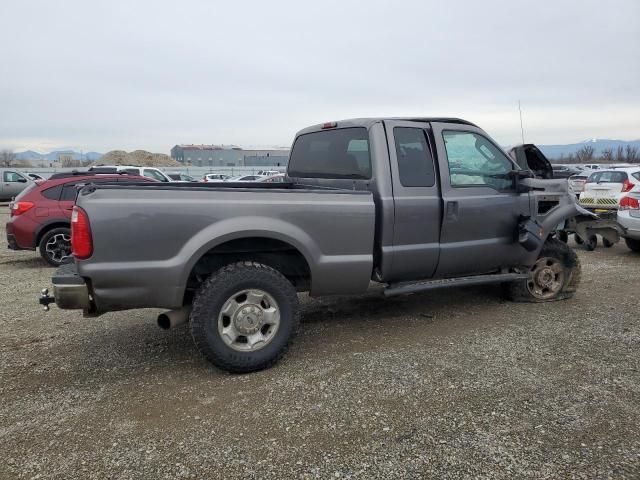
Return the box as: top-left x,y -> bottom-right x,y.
552,164 -> 583,179
7,172 -> 151,266
618,193 -> 640,252
257,173 -> 286,183
88,165 -> 172,182
568,169 -> 597,198
579,167 -> 640,210
256,170 -> 282,176
203,173 -> 230,182
44,117 -> 589,373
225,175 -> 266,182
1,168 -> 33,201
167,172 -> 197,182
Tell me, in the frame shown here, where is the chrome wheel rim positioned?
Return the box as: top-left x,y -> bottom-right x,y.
45,233 -> 72,263
217,289 -> 280,352
527,257 -> 565,299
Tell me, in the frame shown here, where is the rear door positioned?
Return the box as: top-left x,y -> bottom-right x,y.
430,122 -> 531,276
384,120 -> 441,281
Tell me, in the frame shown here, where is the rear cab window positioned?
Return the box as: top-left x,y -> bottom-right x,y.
288,127 -> 371,179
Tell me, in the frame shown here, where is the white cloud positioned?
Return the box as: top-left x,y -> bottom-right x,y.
0,0 -> 638,152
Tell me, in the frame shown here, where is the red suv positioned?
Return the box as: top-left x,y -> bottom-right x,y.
6,172 -> 151,266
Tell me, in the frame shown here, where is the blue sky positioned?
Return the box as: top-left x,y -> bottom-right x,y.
1,0 -> 638,153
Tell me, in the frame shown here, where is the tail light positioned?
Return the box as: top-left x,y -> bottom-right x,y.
71,206 -> 93,259
622,179 -> 634,192
619,196 -> 640,210
10,201 -> 34,217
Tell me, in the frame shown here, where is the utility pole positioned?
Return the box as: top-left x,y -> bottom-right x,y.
518,100 -> 525,145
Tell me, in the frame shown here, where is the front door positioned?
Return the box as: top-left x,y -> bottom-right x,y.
430,122 -> 531,277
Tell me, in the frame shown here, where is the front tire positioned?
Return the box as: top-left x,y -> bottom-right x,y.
39,227 -> 73,267
508,238 -> 581,302
190,261 -> 300,373
625,238 -> 640,252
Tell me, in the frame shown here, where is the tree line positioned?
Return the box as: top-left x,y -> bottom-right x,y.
554,145 -> 639,164
1,149 -> 91,168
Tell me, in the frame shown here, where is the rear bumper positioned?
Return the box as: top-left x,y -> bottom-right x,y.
50,263 -> 93,312
7,233 -> 21,250
6,218 -> 37,250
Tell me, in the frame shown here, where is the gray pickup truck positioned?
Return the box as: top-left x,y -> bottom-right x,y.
43,117 -> 590,373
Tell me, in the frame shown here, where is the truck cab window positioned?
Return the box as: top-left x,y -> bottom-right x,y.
443,131 -> 514,190
393,127 -> 435,187
288,127 -> 371,179
143,169 -> 168,182
4,171 -> 25,182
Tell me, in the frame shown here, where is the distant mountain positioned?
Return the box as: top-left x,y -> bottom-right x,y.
15,150 -> 103,162
537,139 -> 640,160
15,150 -> 45,160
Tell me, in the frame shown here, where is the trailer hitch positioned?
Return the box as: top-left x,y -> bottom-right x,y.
39,288 -> 55,311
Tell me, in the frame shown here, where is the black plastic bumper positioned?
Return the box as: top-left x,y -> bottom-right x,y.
49,263 -> 92,311
7,233 -> 20,250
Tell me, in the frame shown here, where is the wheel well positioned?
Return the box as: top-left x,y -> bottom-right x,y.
184,237 -> 311,303
36,222 -> 70,246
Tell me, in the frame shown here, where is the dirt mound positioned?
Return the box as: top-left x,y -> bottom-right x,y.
95,150 -> 179,167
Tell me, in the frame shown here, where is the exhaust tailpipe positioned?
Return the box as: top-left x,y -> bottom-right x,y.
157,306 -> 192,330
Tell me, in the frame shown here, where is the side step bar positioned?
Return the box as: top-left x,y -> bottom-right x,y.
384,273 -> 528,297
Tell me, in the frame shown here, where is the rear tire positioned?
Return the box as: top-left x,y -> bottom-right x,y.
190,261 -> 300,373
625,238 -> 640,252
602,237 -> 615,248
39,227 -> 73,267
585,234 -> 597,251
508,238 -> 581,302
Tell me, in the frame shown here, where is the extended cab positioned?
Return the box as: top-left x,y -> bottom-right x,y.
43,118 -> 589,373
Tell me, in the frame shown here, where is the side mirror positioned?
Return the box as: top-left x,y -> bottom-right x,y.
17,178 -> 28,183
512,169 -> 534,193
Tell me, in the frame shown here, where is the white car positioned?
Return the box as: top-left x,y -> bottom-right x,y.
203,173 -> 230,182
618,193 -> 640,252
256,170 -> 282,176
225,175 -> 267,182
257,173 -> 286,183
568,169 -> 597,197
579,167 -> 640,210
88,165 -> 172,182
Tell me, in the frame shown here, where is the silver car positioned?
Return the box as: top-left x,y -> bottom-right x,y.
618,192 -> 640,252
0,168 -> 32,201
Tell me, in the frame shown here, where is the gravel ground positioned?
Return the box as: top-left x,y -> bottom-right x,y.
1,205 -> 639,479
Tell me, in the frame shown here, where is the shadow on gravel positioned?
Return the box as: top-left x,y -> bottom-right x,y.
300,284 -> 506,325
0,256 -> 47,269
41,284 -> 509,375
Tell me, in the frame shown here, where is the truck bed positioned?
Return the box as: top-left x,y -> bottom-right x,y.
74,181 -> 376,312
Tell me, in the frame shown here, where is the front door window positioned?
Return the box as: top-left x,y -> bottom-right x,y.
442,131 -> 515,190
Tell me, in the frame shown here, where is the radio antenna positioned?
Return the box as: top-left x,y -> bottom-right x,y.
518,100 -> 525,145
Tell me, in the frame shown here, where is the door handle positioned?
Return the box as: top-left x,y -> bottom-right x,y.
446,201 -> 459,221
